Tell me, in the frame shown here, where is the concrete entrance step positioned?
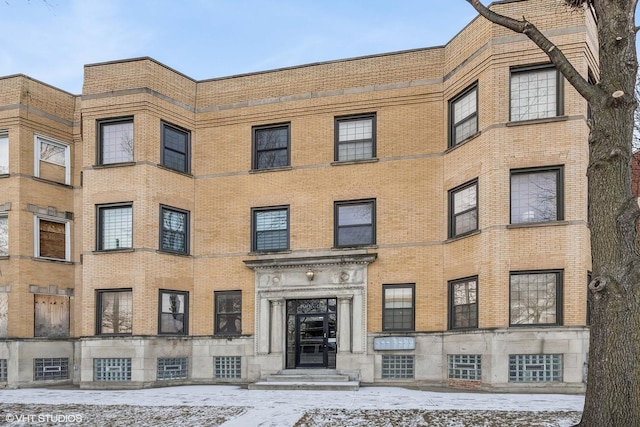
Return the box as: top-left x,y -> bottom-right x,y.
248,369 -> 360,391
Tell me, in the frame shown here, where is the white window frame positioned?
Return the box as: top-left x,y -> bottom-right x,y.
0,130 -> 8,175
33,216 -> 71,261
34,134 -> 71,185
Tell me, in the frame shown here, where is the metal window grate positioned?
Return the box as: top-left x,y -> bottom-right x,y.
448,354 -> 482,380
94,358 -> 131,381
34,358 -> 69,381
157,357 -> 188,380
381,355 -> 414,379
509,354 -> 562,382
0,359 -> 7,381
214,356 -> 241,379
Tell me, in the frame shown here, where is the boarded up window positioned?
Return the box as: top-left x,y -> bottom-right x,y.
36,137 -> 69,185
0,293 -> 7,338
39,219 -> 66,260
34,294 -> 70,337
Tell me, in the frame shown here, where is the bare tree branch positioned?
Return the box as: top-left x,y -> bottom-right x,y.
466,0 -> 602,104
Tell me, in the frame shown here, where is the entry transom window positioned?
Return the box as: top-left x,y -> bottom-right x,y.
449,180 -> 478,238
0,214 -> 7,256
253,123 -> 290,170
449,277 -> 478,329
252,206 -> 289,252
510,65 -> 561,121
215,291 -> 241,335
449,84 -> 478,146
511,166 -> 563,224
160,206 -> 189,254
96,289 -> 132,335
35,217 -> 70,261
97,203 -> 132,250
335,199 -> 376,247
510,270 -> 562,326
335,114 -> 376,161
0,131 -> 7,174
383,284 -> 415,331
161,122 -> 190,173
159,290 -> 188,335
35,135 -> 70,185
509,354 -> 562,382
98,118 -> 134,164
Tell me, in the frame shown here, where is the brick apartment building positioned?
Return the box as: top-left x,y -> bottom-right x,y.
0,0 -> 594,391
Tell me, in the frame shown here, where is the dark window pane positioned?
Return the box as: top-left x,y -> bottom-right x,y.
162,124 -> 189,173
215,291 -> 241,335
255,126 -> 289,169
336,201 -> 374,247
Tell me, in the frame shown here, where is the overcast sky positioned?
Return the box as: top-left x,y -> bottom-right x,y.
0,1 -> 478,94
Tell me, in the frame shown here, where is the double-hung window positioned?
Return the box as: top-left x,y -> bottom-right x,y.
98,118 -> 134,165
449,84 -> 478,146
448,180 -> 478,238
252,123 -> 290,170
34,135 -> 70,185
449,277 -> 478,329
97,203 -> 132,251
334,199 -> 376,247
96,289 -> 133,335
160,206 -> 189,254
382,284 -> 415,331
34,217 -> 70,261
0,131 -> 7,175
510,166 -> 563,224
510,65 -> 562,122
215,291 -> 241,335
252,206 -> 289,252
158,290 -> 188,335
161,122 -> 190,173
335,114 -> 376,161
510,270 -> 563,326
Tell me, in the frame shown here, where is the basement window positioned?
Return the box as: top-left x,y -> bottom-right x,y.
34,358 -> 69,380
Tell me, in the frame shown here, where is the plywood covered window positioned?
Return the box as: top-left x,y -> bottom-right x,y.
35,217 -> 69,261
34,294 -> 70,337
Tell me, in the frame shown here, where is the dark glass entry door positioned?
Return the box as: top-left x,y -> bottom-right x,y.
286,299 -> 336,369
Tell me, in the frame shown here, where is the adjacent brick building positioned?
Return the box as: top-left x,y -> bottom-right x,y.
0,0 -> 594,391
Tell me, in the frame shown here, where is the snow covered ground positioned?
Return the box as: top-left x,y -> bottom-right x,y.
0,385 -> 584,426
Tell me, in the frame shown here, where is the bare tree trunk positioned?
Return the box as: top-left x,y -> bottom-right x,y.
466,1 -> 640,426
